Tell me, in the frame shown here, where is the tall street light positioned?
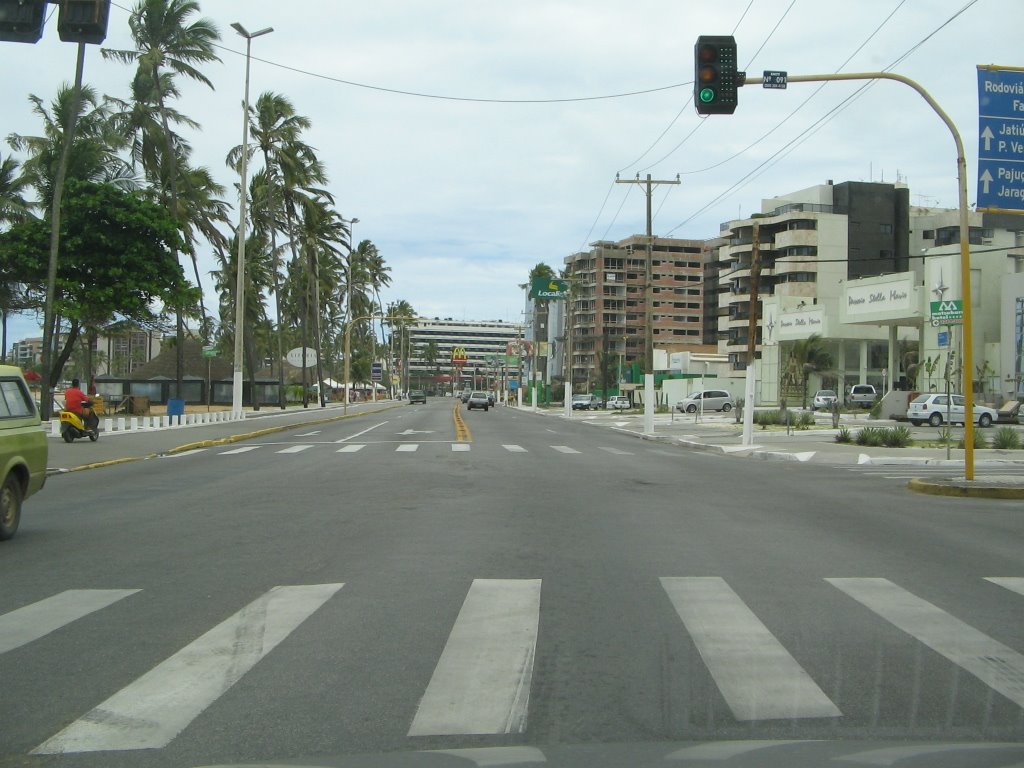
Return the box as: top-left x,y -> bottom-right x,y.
230,21 -> 273,416
342,217 -> 359,413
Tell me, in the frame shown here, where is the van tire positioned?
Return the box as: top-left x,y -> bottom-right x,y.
0,472 -> 22,541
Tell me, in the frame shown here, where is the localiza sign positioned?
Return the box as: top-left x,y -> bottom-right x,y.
530,277 -> 569,299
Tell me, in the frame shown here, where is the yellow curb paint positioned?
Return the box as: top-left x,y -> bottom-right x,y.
907,478 -> 1024,500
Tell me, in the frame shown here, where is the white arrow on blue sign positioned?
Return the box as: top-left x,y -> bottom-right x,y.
977,66 -> 1024,211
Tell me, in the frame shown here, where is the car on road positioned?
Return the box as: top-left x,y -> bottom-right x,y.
0,365 -> 48,541
906,393 -> 998,427
674,389 -> 734,413
459,390 -> 471,403
571,394 -> 598,410
408,390 -> 426,404
811,389 -> 839,411
606,395 -> 631,410
845,383 -> 877,409
466,391 -> 490,411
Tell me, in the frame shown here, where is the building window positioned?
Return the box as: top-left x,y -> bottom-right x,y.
880,223 -> 893,235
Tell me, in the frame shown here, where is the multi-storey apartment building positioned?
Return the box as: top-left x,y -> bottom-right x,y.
407,318 -> 525,392
563,235 -> 705,391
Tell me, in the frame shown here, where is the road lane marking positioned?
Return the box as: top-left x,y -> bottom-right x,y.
294,431 -> 321,437
828,577 -> 1024,709
986,577 -> 1024,597
396,444 -> 419,452
550,445 -> 580,454
451,444 -> 471,452
660,577 -> 841,721
599,447 -> 634,455
33,584 -> 344,754
408,579 -> 541,736
0,590 -> 140,656
336,421 -> 388,443
276,445 -> 314,454
336,444 -> 366,453
218,446 -> 259,455
502,445 -> 527,453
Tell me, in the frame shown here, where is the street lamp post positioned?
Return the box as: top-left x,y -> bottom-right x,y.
229,21 -> 273,416
344,312 -> 415,416
342,217 -> 359,413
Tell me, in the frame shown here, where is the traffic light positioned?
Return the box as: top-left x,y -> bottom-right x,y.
57,0 -> 110,44
0,0 -> 46,44
694,35 -> 739,115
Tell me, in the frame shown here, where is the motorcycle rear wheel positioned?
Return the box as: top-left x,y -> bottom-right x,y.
61,429 -> 74,443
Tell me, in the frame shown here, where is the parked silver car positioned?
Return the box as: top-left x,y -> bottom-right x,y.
674,389 -> 734,413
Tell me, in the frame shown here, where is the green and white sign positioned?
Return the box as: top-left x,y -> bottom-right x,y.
202,345 -> 217,358
930,299 -> 963,325
530,277 -> 569,299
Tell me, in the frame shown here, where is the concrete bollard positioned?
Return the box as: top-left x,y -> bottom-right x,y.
104,418 -> 112,433
117,417 -> 126,432
51,420 -> 60,437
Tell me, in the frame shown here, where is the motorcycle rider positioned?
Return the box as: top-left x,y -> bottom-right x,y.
64,378 -> 98,430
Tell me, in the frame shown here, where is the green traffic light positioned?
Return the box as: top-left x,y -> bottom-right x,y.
699,87 -> 716,103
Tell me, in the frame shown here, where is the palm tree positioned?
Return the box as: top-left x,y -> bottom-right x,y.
386,299 -> 416,394
0,152 -> 32,362
782,333 -> 833,409
296,195 -> 347,404
103,0 -> 221,394
227,92 -> 319,408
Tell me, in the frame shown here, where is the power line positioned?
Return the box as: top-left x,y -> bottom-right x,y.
107,0 -> 689,105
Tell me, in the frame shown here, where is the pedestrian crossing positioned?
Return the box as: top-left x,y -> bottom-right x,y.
3,576 -> 1021,755
183,442 -> 639,458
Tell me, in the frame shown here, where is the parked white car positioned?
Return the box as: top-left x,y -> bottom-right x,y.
906,393 -> 998,427
811,389 -> 838,411
606,395 -> 631,410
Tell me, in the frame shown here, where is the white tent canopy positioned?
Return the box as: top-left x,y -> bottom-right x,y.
315,379 -> 386,391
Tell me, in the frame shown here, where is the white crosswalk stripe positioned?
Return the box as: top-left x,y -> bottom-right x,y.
451,443 -> 471,452
660,577 -> 841,721
218,446 -> 259,455
503,444 -> 527,453
986,577 -> 1024,597
827,577 -> 1024,710
0,590 -> 139,656
336,444 -> 366,453
276,444 -> 314,454
32,584 -> 344,754
409,579 -> 541,736
395,444 -> 419,452
599,446 -> 634,455
550,445 -> 580,454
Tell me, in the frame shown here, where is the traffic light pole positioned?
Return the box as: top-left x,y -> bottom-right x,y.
743,70 -> 976,478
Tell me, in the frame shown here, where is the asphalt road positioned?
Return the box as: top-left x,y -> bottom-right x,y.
2,399 -> 1023,767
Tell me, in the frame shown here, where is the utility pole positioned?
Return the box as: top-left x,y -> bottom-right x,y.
615,173 -> 680,433
741,221 -> 761,445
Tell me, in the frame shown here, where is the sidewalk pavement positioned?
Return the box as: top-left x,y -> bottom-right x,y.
45,400 -> 404,474
527,406 -> 1024,500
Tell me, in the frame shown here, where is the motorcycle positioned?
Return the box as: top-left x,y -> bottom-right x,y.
59,404 -> 99,443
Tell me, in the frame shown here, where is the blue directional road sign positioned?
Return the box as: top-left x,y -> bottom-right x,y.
977,67 -> 1024,211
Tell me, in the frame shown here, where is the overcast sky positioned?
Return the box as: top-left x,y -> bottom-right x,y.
1,0 -> 1018,347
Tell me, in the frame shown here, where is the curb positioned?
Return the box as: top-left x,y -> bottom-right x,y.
906,478 -> 1024,500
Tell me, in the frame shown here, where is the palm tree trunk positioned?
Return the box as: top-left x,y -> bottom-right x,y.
261,149 -> 286,409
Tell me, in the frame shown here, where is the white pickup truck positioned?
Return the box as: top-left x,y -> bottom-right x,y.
845,384 -> 877,409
